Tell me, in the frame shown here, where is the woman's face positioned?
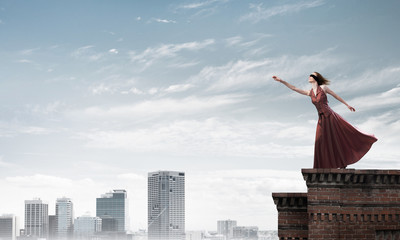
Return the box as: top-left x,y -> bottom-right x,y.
309,72 -> 317,83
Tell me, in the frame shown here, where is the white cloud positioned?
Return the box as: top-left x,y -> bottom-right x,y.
164,84 -> 194,93
154,18 -> 177,24
129,39 -> 215,70
109,48 -> 118,54
240,0 -> 326,23
121,87 -> 144,95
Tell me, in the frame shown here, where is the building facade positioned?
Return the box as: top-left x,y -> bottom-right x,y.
148,171 -> 185,240
56,197 -> 74,239
0,215 -> 18,240
74,215 -> 102,240
24,199 -> 49,238
96,190 -> 129,233
49,215 -> 57,240
273,169 -> 400,240
232,226 -> 258,240
217,220 -> 237,239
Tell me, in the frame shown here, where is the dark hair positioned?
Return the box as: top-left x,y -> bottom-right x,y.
312,72 -> 330,85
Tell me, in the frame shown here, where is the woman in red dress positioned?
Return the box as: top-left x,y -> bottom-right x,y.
272,72 -> 377,169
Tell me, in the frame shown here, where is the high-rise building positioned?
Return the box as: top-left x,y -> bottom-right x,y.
0,215 -> 18,240
74,214 -> 102,240
56,197 -> 74,239
217,220 -> 237,240
96,190 -> 129,232
148,171 -> 185,240
24,199 -> 49,238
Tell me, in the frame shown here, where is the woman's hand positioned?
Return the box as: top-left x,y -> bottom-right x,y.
272,76 -> 282,82
347,105 -> 356,112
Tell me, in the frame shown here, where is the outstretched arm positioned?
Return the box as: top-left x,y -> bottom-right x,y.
322,86 -> 355,112
272,76 -> 310,96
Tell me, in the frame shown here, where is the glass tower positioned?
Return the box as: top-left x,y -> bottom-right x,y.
148,171 -> 185,240
56,197 -> 74,239
96,190 -> 129,232
24,199 -> 49,238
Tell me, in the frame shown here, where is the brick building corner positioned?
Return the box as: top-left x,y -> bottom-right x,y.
272,169 -> 400,240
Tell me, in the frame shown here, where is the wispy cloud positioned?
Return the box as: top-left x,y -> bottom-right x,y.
164,84 -> 194,93
129,39 -> 215,70
70,94 -> 245,121
190,49 -> 340,92
71,45 -> 104,62
19,48 -> 40,55
240,0 -> 326,23
178,0 -> 229,9
154,18 -> 177,24
350,86 -> 400,111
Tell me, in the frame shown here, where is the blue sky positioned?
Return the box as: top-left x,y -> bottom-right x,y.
1,0 -> 400,231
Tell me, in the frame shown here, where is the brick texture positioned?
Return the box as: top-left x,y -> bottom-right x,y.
273,169 -> 400,240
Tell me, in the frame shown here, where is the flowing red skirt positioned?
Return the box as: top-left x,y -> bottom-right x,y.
313,112 -> 377,168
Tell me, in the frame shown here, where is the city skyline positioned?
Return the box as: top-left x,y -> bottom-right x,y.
1,0 -> 400,231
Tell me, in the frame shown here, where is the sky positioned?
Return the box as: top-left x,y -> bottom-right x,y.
1,0 -> 400,232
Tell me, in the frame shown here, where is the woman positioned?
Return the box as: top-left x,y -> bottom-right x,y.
272,72 -> 377,169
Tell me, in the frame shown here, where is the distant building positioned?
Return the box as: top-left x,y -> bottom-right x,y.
217,220 -> 237,239
96,190 -> 129,232
185,231 -> 203,240
232,226 -> 258,240
49,215 -> 57,240
74,214 -> 102,240
148,171 -> 185,240
24,199 -> 49,239
0,215 -> 18,240
56,197 -> 74,239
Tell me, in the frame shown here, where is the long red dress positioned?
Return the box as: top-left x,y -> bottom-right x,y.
311,86 -> 377,168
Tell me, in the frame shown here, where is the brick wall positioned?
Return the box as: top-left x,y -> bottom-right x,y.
272,193 -> 308,240
273,169 -> 400,240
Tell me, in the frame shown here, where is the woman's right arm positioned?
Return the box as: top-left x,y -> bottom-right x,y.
272,76 -> 310,96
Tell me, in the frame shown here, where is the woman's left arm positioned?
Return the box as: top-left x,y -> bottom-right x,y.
322,86 -> 356,112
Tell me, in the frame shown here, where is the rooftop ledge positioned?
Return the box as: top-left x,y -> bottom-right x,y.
301,168 -> 400,188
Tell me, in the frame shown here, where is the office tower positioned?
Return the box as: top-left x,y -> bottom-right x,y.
74,214 -> 102,239
96,190 -> 129,232
24,199 -> 49,238
148,171 -> 185,240
0,215 -> 18,240
217,220 -> 237,240
56,197 -> 74,239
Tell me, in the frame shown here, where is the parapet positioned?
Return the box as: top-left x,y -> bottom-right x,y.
273,169 -> 400,240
